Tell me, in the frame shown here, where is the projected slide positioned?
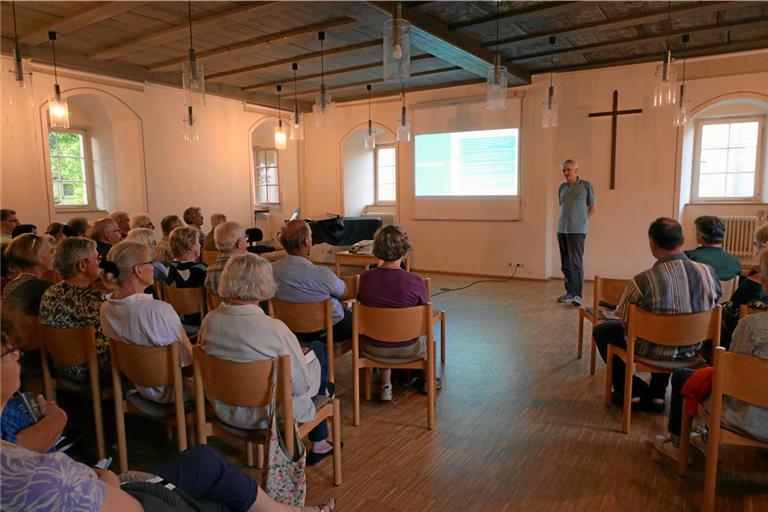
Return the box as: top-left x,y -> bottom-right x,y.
415,128 -> 518,197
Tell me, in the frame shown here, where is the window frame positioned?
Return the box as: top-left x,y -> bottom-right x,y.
48,128 -> 97,211
253,147 -> 281,206
374,144 -> 397,205
690,115 -> 766,204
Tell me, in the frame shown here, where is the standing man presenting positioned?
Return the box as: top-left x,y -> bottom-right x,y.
556,159 -> 596,307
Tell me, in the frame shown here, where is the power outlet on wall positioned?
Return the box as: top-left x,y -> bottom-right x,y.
508,262 -> 524,269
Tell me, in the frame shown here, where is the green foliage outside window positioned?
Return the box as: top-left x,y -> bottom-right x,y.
49,131 -> 89,206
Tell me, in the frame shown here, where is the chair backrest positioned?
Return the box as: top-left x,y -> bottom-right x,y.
245,228 -> 263,244
718,277 -> 739,305
202,250 -> 218,266
268,298 -> 331,335
354,301 -> 433,342
626,304 -> 721,348
109,339 -> 181,388
341,275 -> 359,302
593,276 -> 630,313
162,283 -> 206,316
711,346 -> 768,409
206,290 -> 222,311
22,315 -> 43,351
193,345 -> 292,411
41,325 -> 97,366
739,304 -> 766,319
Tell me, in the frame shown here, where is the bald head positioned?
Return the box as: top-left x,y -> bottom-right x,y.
280,219 -> 311,255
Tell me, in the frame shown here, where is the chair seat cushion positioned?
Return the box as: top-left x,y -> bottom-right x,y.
126,390 -> 194,419
211,416 -> 269,442
634,355 -> 706,371
360,350 -> 425,364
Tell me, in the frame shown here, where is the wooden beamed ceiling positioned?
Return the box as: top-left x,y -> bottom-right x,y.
0,1 -> 765,110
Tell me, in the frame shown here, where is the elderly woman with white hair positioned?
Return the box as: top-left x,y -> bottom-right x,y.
126,227 -> 168,282
129,213 -> 155,231
200,253 -> 337,466
100,241 -> 193,404
2,233 -> 55,315
204,221 -> 247,296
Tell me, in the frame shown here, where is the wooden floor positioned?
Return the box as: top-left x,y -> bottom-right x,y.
60,275 -> 768,511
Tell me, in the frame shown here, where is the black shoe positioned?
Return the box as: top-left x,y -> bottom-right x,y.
610,391 -> 643,411
640,397 -> 666,413
307,442 -> 343,466
325,382 -> 336,399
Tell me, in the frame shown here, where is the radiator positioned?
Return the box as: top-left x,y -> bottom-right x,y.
723,215 -> 759,259
364,211 -> 396,227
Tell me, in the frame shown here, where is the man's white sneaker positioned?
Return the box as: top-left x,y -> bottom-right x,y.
653,434 -> 692,464
380,384 -> 393,402
571,295 -> 582,307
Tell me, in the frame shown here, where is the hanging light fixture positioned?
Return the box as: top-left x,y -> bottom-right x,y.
396,82 -> 411,143
313,31 -> 334,128
9,2 -> 27,88
365,84 -> 376,149
652,3 -> 677,108
274,85 -> 288,150
47,31 -> 69,129
290,62 -> 304,141
486,0 -> 507,111
673,34 -> 690,127
541,36 -> 559,128
383,2 -> 411,82
182,0 -> 204,142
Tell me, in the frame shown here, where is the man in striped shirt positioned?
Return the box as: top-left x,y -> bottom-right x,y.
593,217 -> 721,410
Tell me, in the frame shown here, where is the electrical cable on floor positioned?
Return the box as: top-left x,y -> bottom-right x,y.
431,265 -> 519,297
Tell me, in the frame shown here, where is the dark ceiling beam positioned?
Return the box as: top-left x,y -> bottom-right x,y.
486,1 -> 752,49
515,17 -> 768,64
147,17 -> 357,72
206,39 -> 382,81
242,54 -> 435,91
543,37 -> 768,74
19,2 -> 145,46
448,2 -> 580,31
89,2 -> 280,61
345,2 -> 531,84
338,77 -> 486,104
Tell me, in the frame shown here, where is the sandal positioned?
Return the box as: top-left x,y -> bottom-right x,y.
302,498 -> 335,511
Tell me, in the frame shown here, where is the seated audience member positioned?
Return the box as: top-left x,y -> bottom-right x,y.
272,219 -> 351,343
168,226 -> 207,288
66,216 -> 89,238
2,234 -> 55,315
201,253 -> 337,465
721,223 -> 768,346
11,224 -> 37,238
39,237 -> 110,381
593,217 -> 721,410
45,222 -> 67,244
126,227 -> 168,282
0,307 -> 335,512
654,248 -> 768,460
100,241 -> 194,404
109,211 -> 131,239
129,213 -> 155,231
1,208 -> 19,244
183,206 -> 206,249
203,213 -> 227,251
91,217 -> 123,261
204,221 -> 247,296
1,391 -> 68,454
357,225 -> 431,401
157,214 -> 184,264
684,215 -> 741,281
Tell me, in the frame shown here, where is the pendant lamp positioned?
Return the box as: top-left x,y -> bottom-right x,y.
383,2 -> 411,82
652,3 -> 677,108
274,85 -> 288,150
47,32 -> 69,128
485,0 -> 507,110
7,1 -> 32,107
365,84 -> 376,149
182,1 -> 204,142
673,35 -> 690,127
290,62 -> 304,141
313,31 -> 334,128
184,105 -> 198,142
541,36 -> 559,128
396,83 -> 410,143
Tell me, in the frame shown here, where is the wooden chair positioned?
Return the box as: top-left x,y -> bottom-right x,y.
424,278 -> 447,364
202,250 -> 218,266
678,347 -> 768,512
604,305 -> 721,434
739,304 -> 766,318
110,340 -> 193,473
162,283 -> 207,319
40,325 -> 110,459
718,276 -> 739,305
341,274 -> 359,302
268,298 -> 351,384
19,315 -> 44,394
206,289 -> 222,311
352,300 -> 436,429
577,276 -> 629,375
193,347 -> 342,485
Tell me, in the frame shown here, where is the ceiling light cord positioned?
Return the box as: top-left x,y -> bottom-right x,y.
12,0 -> 19,42
48,32 -> 59,85
187,0 -> 194,50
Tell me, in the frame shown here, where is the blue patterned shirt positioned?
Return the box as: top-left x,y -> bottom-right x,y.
0,396 -> 36,445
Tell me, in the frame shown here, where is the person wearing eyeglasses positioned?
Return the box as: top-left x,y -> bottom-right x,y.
91,218 -> 124,263
2,234 -> 55,316
39,237 -> 111,383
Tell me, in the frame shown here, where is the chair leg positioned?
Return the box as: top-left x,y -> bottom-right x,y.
440,313 -> 446,364
621,359 -> 633,434
246,442 -> 255,467
604,347 -> 614,406
427,344 -> 436,430
332,398 -> 342,486
678,405 -> 693,476
590,338 -> 597,375
353,366 -> 361,426
577,311 -> 584,359
702,418 -> 723,512
363,368 -> 372,401
326,338 -> 335,384
257,443 -> 264,470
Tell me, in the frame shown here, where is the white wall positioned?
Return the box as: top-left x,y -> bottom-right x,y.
342,132 -> 375,217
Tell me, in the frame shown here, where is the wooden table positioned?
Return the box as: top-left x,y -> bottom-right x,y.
334,251 -> 411,276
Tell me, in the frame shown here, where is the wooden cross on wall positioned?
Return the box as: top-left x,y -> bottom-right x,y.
588,90 -> 643,190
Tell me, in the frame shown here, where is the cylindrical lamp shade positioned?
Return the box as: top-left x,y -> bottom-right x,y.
652,51 -> 677,108
181,59 -> 206,107
290,110 -> 304,140
274,124 -> 288,150
382,18 -> 411,82
365,120 -> 376,149
485,61 -> 507,111
48,86 -> 69,128
397,108 -> 411,143
184,105 -> 198,142
313,89 -> 334,128
541,85 -> 559,128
